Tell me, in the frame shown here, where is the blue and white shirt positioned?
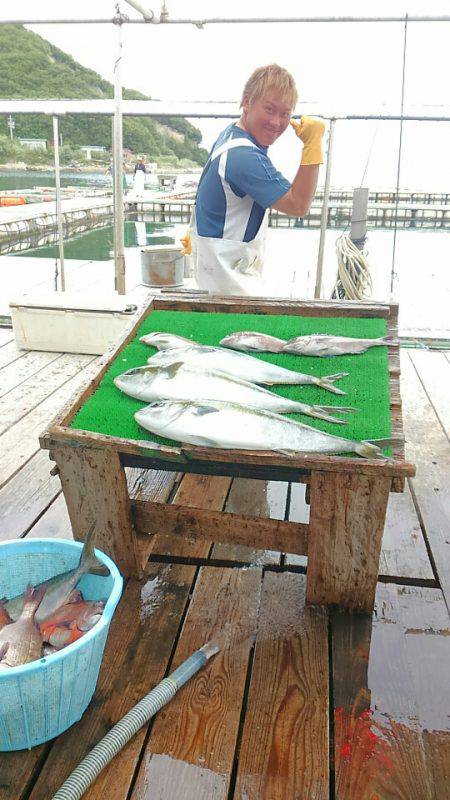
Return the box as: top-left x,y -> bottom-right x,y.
194,124 -> 291,243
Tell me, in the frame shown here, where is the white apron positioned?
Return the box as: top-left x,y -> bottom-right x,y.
191,137 -> 268,296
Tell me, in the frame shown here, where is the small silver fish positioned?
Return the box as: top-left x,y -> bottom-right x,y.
114,362 -> 356,425
140,332 -> 194,350
220,332 -> 287,353
5,526 -> 108,624
0,585 -> 45,668
135,399 -> 389,459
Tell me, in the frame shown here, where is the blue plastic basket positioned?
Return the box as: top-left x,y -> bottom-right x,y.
0,538 -> 123,751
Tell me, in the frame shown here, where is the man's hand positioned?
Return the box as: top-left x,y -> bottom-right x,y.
180,231 -> 192,255
290,116 -> 326,165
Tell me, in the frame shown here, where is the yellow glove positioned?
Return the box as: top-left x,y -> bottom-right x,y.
290,116 -> 326,166
180,230 -> 192,256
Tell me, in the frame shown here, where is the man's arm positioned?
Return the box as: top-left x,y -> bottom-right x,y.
271,164 -> 319,217
271,116 -> 325,217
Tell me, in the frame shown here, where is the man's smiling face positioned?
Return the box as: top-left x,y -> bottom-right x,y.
241,91 -> 292,147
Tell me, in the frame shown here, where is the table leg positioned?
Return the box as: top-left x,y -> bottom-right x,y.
306,471 -> 391,613
51,446 -> 144,577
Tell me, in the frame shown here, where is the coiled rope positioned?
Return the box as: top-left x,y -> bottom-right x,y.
332,233 -> 373,301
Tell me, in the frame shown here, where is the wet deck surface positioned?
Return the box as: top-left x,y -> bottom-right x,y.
0,326 -> 449,799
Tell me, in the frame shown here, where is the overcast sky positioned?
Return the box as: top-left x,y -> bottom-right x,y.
2,1 -> 449,189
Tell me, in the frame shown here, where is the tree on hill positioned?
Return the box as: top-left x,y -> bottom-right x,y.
0,24 -> 208,165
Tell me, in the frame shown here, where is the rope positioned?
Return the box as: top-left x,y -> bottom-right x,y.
390,13 -> 409,294
331,233 -> 373,300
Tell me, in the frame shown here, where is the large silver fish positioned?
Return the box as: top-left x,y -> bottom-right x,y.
135,399 -> 388,459
5,526 -> 109,624
146,345 -> 348,395
114,362 -> 356,425
220,331 -> 396,356
0,585 -> 45,668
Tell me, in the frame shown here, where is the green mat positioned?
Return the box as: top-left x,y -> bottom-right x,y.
70,310 -> 391,450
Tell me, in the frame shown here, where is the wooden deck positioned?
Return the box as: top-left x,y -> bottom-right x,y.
0,325 -> 449,799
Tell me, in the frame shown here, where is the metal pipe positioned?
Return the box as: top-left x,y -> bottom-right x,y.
123,0 -> 154,21
1,15 -> 449,24
314,118 -> 336,299
52,116 -> 65,291
390,15 -> 409,296
113,18 -> 126,295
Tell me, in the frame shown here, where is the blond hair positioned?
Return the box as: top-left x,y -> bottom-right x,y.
241,64 -> 298,110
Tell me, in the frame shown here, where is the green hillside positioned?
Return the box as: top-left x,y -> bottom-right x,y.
0,24 -> 208,165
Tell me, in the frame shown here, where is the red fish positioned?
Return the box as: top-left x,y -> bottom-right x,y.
0,600 -> 12,631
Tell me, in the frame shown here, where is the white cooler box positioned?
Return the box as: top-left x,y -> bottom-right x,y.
10,293 -> 139,355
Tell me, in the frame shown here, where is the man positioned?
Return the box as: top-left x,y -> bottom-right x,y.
186,64 -> 325,295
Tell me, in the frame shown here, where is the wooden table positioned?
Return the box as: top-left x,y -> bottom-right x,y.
40,294 -> 415,613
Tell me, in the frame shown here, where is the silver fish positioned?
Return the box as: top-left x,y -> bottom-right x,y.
220,332 -> 287,353
221,331 -> 397,356
140,332 -> 194,350
283,334 -> 397,356
114,362 -> 356,425
146,346 -> 348,395
135,400 -> 387,458
0,585 -> 45,668
5,525 -> 109,624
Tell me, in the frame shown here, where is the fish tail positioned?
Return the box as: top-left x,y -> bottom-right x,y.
318,405 -> 358,414
366,436 -> 405,447
310,406 -> 348,425
79,524 -> 110,577
356,441 -> 385,459
22,583 -> 46,613
316,372 -> 349,395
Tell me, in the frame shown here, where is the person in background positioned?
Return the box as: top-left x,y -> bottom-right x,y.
183,64 -> 325,295
133,158 -> 147,198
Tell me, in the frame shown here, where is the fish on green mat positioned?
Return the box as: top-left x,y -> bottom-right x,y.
135,399 -> 393,459
114,362 -> 357,425
5,526 -> 109,624
220,331 -> 398,356
146,345 -> 349,395
140,332 -> 194,349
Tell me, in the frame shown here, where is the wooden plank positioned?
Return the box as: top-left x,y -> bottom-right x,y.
307,471 -> 391,612
401,352 -> 450,610
133,499 -> 307,558
211,478 -> 287,564
0,744 -> 51,800
0,449 -> 61,541
332,582 -> 448,799
26,563 -> 196,800
0,339 -> 25,370
285,482 -> 309,567
52,445 -> 140,577
131,566 -> 262,800
0,327 -> 13,346
409,350 -> 450,438
151,474 -> 231,559
379,484 -> 434,580
398,585 -> 450,799
0,352 -> 94,435
0,348 -> 60,400
152,294 -> 392,318
0,355 -> 97,488
233,572 -> 329,799
26,492 -> 73,540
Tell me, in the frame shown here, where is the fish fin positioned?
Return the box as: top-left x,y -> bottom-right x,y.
162,362 -> 184,379
317,405 -> 358,414
366,436 -> 405,447
192,405 -> 220,417
315,372 -> 349,395
190,436 -> 220,447
79,524 -> 109,576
